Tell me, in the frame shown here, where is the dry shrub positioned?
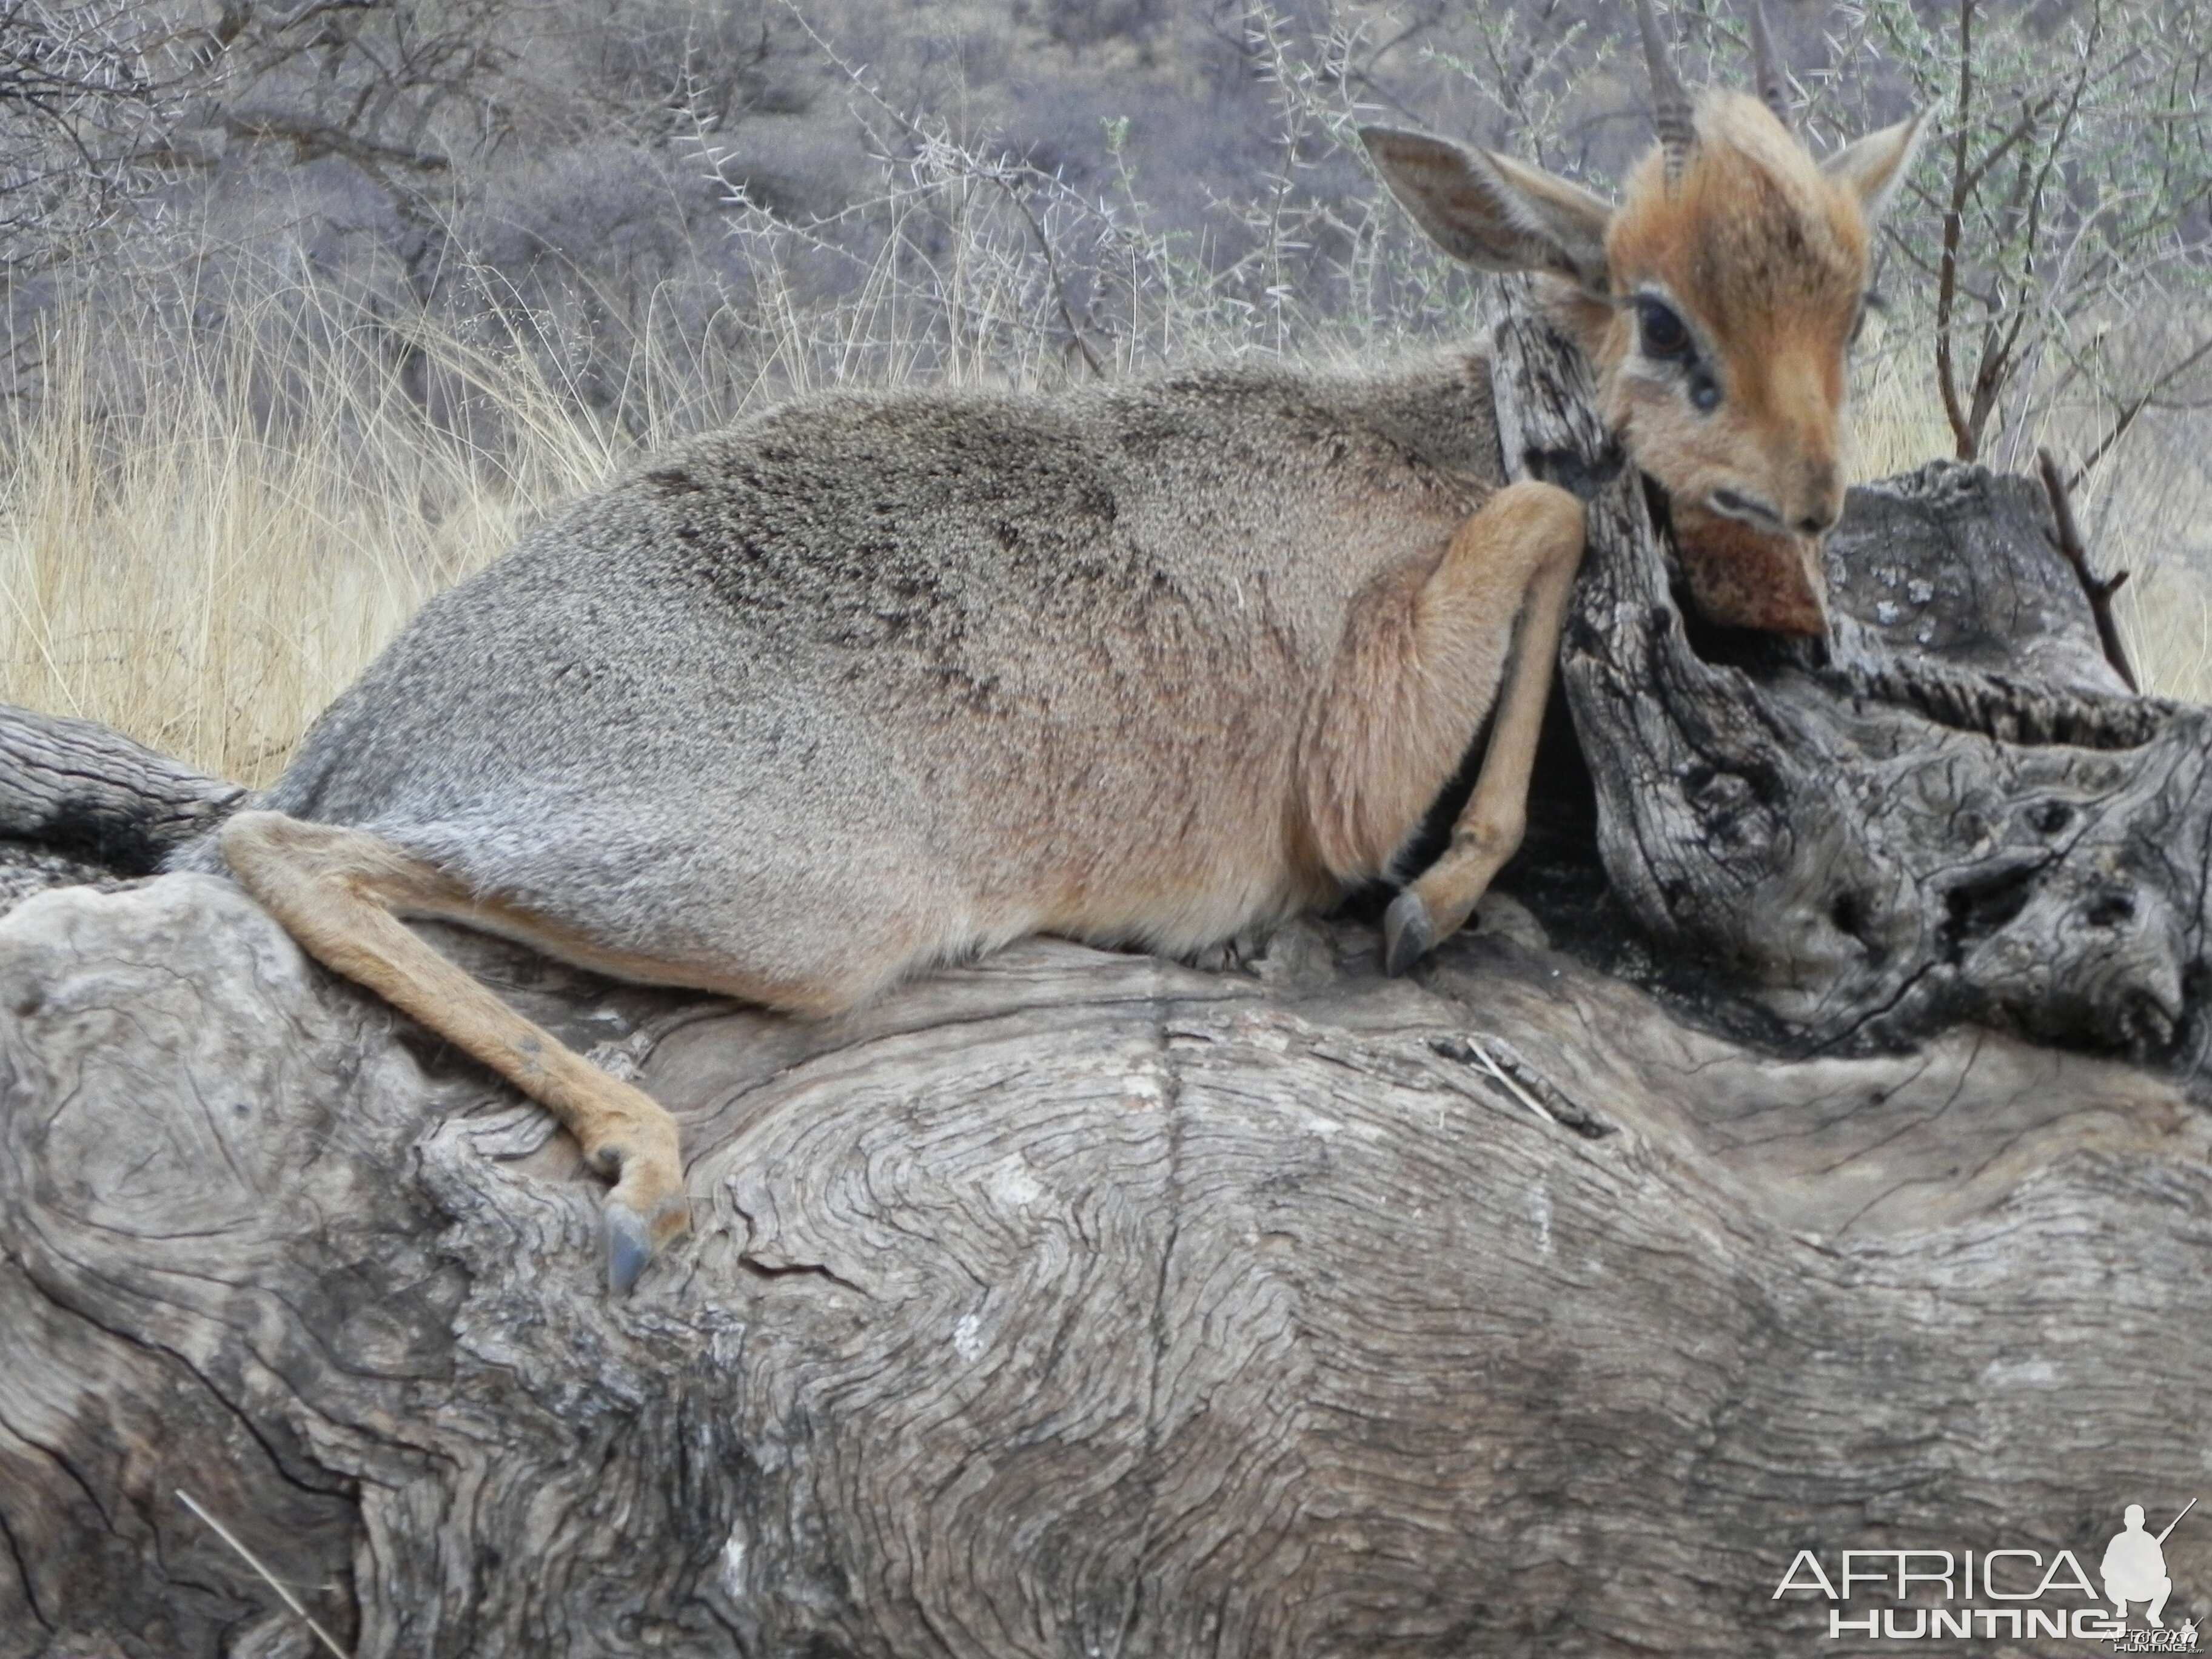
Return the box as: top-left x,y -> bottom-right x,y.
4,10 -> 2209,783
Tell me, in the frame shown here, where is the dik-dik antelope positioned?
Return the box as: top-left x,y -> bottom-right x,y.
198,1 -> 1922,1290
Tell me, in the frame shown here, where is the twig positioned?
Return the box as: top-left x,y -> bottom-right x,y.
1467,1038 -> 1558,1127
1934,0 -> 1978,458
2037,446 -> 2137,693
991,178 -> 1107,378
176,1489 -> 352,1659
2068,329 -> 2212,491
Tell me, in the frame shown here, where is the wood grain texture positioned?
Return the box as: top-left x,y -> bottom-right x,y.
1489,303 -> 2212,1068
6,300 -> 2212,1655
4,874 -> 2207,1657
0,706 -> 243,875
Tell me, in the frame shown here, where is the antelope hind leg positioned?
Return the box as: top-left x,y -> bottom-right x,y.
220,810 -> 690,1293
1382,483 -> 1586,975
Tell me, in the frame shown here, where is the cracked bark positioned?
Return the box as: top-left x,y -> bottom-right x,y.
0,706 -> 242,893
1487,302 -> 2212,1071
2,879 -> 2208,1658
4,304 -> 2212,1654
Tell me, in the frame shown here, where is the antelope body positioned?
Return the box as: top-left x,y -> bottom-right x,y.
198,5 -> 1921,1289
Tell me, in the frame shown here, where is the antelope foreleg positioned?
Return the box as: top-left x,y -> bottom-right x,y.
1382,483 -> 1585,973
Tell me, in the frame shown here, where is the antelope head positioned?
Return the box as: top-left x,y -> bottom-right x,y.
1363,0 -> 1923,637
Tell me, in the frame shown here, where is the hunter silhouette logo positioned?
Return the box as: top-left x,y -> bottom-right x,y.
1774,1497 -> 2200,1644
2104,1500 -> 2196,1640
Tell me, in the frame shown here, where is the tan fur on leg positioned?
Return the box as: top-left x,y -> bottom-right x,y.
220,810 -> 690,1291
1386,483 -> 1586,970
1300,480 -> 1586,971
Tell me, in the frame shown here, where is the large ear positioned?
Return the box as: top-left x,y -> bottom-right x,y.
1822,112 -> 1926,226
1361,126 -> 1614,297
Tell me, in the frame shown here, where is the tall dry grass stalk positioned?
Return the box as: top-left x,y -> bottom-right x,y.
1848,305 -> 2212,706
1,285 -> 643,784
3,255 -> 2208,791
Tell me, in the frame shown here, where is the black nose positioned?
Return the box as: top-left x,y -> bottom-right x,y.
1797,508 -> 1838,537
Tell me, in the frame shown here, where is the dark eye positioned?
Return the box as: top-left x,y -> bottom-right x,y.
1637,298 -> 1692,361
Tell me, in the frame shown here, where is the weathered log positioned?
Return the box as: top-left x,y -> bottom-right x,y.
0,704 -> 244,875
1489,303 -> 2212,1071
7,304 -> 2212,1655
4,874 -> 2209,1658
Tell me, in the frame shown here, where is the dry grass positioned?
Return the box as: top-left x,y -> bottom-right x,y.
2058,394 -> 2212,708
2,288 -> 648,785
4,272 -> 2209,790
1849,308 -> 2212,704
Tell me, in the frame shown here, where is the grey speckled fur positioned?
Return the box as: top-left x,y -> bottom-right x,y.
183,353 -> 1507,1005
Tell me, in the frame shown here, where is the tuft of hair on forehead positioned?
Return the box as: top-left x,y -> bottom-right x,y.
1609,89 -> 1870,335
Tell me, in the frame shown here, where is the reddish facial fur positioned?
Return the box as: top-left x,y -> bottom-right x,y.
1562,92 -> 1876,634
1669,503 -> 1829,637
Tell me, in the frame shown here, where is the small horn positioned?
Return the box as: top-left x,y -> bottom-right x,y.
1635,0 -> 1696,184
1748,0 -> 1792,130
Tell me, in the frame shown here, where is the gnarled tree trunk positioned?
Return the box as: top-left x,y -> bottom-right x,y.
3,876 -> 2209,1658
1489,307 -> 2208,1068
2,301 -> 2208,1657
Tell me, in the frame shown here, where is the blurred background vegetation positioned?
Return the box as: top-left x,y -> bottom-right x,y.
2,0 -> 2208,782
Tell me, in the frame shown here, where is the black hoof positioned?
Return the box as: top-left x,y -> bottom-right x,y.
605,1202 -> 655,1295
1382,891 -> 1435,977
